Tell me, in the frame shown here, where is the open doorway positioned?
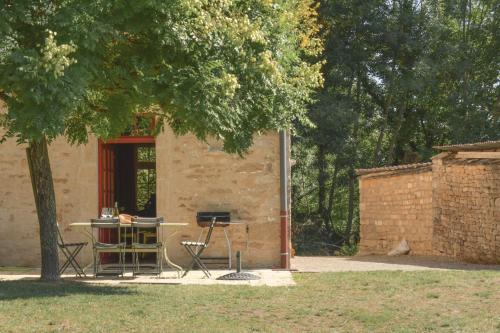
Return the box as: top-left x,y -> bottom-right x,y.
98,141 -> 156,216
98,139 -> 157,265
114,143 -> 156,216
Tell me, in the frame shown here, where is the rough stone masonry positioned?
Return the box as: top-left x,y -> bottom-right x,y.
357,141 -> 500,264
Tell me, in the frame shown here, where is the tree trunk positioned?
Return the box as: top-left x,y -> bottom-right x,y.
373,103 -> 390,166
316,144 -> 327,229
387,101 -> 407,165
323,163 -> 339,236
345,78 -> 361,244
26,137 -> 60,281
345,168 -> 355,245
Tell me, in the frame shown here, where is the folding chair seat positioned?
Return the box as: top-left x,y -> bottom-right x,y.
181,217 -> 217,278
57,224 -> 87,277
182,241 -> 205,246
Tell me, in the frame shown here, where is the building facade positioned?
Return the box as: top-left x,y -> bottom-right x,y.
0,114 -> 289,268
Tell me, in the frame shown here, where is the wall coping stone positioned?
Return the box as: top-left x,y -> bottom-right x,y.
356,162 -> 432,178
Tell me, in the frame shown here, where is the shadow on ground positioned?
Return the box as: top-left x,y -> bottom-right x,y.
0,280 -> 138,300
349,255 -> 500,270
292,255 -> 500,272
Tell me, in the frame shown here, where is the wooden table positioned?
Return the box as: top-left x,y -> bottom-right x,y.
69,221 -> 188,275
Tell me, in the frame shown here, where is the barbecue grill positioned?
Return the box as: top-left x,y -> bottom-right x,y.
196,212 -> 231,227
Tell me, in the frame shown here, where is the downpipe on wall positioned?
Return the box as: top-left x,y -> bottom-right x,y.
279,131 -> 291,269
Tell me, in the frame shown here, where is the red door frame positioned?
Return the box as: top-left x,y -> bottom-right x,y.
97,136 -> 155,263
97,136 -> 155,214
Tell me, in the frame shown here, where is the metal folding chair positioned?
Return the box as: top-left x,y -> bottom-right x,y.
181,217 -> 217,278
57,224 -> 87,277
131,217 -> 163,276
90,218 -> 126,277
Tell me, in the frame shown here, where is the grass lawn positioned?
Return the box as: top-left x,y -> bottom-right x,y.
0,270 -> 499,332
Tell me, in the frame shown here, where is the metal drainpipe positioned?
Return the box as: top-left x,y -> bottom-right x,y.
279,130 -> 291,269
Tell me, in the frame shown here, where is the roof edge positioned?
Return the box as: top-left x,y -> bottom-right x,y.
433,140 -> 500,152
356,162 -> 432,176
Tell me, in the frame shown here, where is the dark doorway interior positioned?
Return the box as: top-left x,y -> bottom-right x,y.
113,143 -> 156,216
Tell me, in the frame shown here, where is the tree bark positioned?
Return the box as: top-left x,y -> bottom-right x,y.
345,168 -> 356,245
387,100 -> 407,165
26,137 -> 60,281
345,78 -> 361,244
316,144 -> 327,229
320,162 -> 339,238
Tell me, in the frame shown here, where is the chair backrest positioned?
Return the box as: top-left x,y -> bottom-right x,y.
131,217 -> 163,244
131,217 -> 163,228
90,218 -> 121,245
90,218 -> 120,229
202,217 -> 218,247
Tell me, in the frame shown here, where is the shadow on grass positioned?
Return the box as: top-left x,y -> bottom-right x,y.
348,255 -> 500,271
0,280 -> 137,300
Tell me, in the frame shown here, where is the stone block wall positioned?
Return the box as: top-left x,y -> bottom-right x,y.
156,129 -> 281,268
432,157 -> 500,264
358,167 -> 434,255
0,135 -> 99,267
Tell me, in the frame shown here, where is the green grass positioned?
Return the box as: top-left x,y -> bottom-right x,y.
0,271 -> 499,332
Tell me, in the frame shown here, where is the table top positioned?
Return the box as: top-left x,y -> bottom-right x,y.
69,222 -> 189,227
70,221 -> 246,227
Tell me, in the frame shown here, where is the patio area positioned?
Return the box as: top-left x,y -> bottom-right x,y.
3,254 -> 500,288
0,268 -> 295,287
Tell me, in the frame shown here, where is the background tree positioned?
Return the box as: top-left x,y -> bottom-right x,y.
0,0 -> 322,280
292,0 -> 499,255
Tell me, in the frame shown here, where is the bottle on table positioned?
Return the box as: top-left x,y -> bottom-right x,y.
112,202 -> 120,218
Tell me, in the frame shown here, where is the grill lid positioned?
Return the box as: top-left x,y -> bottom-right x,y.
196,212 -> 230,222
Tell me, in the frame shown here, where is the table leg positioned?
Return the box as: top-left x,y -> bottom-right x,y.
163,246 -> 183,278
160,228 -> 184,278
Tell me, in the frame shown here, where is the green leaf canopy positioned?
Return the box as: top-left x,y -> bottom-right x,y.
0,0 -> 323,153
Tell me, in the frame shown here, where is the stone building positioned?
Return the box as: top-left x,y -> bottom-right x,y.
0,104 -> 292,269
357,141 -> 500,264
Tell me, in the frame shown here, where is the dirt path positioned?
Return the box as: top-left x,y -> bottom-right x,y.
292,255 -> 500,272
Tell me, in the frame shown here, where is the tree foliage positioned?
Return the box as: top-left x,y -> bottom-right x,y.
0,0 -> 322,152
0,0 -> 323,280
292,0 -> 499,255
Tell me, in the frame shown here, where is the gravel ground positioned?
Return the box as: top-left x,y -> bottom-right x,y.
291,255 -> 500,272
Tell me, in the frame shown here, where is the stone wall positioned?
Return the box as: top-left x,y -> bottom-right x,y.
432,156 -> 500,264
0,109 -> 282,267
0,135 -> 99,267
358,166 -> 434,255
156,128 -> 281,268
0,134 -> 101,267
